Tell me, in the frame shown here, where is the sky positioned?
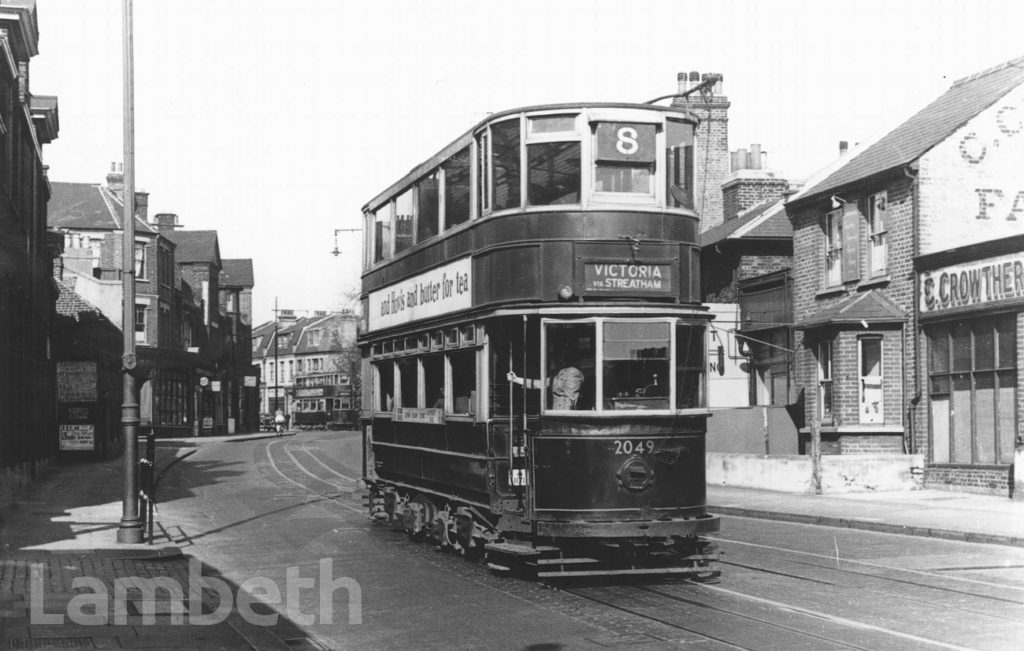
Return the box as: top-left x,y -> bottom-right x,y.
29,0 -> 1024,325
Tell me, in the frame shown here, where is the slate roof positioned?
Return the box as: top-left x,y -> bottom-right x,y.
700,197 -> 790,247
797,290 -> 908,330
48,182 -> 156,234
792,55 -> 1024,204
220,259 -> 254,288
167,230 -> 220,265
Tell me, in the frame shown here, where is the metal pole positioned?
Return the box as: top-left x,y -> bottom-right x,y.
117,0 -> 142,544
274,297 -> 279,417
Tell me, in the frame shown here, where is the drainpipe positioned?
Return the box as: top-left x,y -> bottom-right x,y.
905,163 -> 921,456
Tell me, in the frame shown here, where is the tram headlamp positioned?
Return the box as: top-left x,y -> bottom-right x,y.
557,284 -> 575,301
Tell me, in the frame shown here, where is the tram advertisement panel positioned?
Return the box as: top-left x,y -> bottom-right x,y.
368,257 -> 472,332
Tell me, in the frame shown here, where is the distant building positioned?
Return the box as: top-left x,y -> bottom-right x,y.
0,0 -> 60,505
252,311 -> 360,427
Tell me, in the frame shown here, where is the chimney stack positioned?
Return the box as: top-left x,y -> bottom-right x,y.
155,213 -> 179,236
722,144 -> 789,220
105,162 -> 124,194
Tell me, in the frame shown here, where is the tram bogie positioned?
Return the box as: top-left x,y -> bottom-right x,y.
357,97 -> 721,578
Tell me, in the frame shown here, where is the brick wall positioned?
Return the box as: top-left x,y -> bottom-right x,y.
924,466 -> 1009,495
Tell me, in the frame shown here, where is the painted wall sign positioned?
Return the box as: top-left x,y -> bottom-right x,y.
583,263 -> 671,294
368,257 -> 472,332
920,87 -> 1024,254
57,361 -> 97,402
59,424 -> 95,451
920,252 -> 1024,312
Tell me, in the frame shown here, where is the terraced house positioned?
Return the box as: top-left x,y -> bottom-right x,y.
786,56 -> 1024,495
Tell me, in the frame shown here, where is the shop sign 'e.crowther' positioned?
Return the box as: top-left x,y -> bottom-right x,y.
921,252 -> 1024,313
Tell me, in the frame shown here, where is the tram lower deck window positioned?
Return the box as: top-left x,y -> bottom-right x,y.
450,349 -> 476,414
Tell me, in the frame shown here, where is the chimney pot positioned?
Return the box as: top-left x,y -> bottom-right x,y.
839,140 -> 849,156
689,71 -> 700,83
750,144 -> 762,169
677,71 -> 688,94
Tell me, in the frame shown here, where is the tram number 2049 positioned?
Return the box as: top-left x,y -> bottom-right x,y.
612,439 -> 655,455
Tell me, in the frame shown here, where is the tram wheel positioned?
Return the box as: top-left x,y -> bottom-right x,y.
404,494 -> 436,539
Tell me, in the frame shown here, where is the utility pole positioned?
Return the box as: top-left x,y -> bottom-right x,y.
273,297 -> 279,416
117,0 -> 142,544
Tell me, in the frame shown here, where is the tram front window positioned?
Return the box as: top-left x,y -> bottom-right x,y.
676,324 -> 706,409
544,323 -> 595,410
604,321 -> 670,410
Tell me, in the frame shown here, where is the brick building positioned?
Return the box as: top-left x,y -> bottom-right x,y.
49,176 -> 258,439
0,0 -> 60,506
786,56 -> 1024,495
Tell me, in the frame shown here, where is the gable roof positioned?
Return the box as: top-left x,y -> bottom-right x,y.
701,197 -> 790,247
167,230 -> 221,266
797,290 -> 908,330
793,55 -> 1024,204
48,182 -> 156,234
220,259 -> 254,288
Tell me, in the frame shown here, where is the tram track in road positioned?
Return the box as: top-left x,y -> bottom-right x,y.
709,534 -> 1024,611
263,435 -> 365,515
563,579 -> 975,651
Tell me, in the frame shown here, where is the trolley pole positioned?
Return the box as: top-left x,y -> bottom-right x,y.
117,0 -> 143,544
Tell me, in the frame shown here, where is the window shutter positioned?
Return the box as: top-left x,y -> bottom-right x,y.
841,202 -> 861,283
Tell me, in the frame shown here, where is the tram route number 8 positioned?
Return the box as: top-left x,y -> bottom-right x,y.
613,439 -> 655,455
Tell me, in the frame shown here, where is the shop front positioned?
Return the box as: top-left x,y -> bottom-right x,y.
918,242 -> 1023,494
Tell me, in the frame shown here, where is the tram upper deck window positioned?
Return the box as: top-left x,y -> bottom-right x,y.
417,172 -> 440,242
527,115 -> 581,206
666,119 -> 694,209
490,119 -> 521,211
443,147 -> 471,229
603,321 -> 670,410
373,204 -> 392,263
594,122 -> 656,195
394,189 -> 415,254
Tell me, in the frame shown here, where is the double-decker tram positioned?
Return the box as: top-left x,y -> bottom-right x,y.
358,99 -> 719,578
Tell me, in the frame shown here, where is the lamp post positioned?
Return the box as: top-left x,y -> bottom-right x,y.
117,0 -> 142,544
330,228 -> 361,257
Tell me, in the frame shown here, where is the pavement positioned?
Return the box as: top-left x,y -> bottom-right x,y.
1,434 -> 1023,649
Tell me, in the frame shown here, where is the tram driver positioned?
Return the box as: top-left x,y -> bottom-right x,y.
507,356 -> 584,410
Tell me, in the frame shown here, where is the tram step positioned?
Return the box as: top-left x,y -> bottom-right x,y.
485,542 -> 560,557
533,557 -> 600,566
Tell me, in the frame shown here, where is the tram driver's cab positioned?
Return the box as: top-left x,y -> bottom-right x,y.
520,318 -> 706,415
